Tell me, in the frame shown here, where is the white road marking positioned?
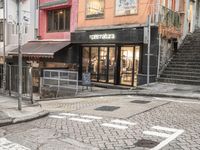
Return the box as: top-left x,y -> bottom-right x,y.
111,119 -> 137,126
81,115 -> 102,120
49,115 -> 66,119
69,118 -> 93,123
143,131 -> 171,138
101,123 -> 128,130
152,126 -> 178,132
154,97 -> 200,105
0,138 -> 30,150
151,129 -> 184,150
59,113 -> 79,117
143,126 -> 184,150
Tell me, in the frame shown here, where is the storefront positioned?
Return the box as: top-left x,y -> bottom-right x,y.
72,27 -> 159,86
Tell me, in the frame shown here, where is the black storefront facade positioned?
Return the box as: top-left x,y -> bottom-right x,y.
72,27 -> 159,87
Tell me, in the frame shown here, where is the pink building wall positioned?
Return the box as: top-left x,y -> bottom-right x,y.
39,0 -> 78,41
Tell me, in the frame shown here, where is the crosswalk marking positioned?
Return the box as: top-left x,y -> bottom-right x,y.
59,113 -> 79,117
0,138 -> 30,150
152,126 -> 179,132
143,131 -> 171,138
69,118 -> 93,123
81,115 -> 102,120
111,119 -> 136,126
49,115 -> 66,119
102,123 -> 128,130
143,126 -> 184,150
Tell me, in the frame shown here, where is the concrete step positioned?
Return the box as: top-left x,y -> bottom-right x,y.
169,61 -> 200,65
168,64 -> 200,69
163,70 -> 200,76
158,77 -> 200,85
160,74 -> 200,80
165,67 -> 200,73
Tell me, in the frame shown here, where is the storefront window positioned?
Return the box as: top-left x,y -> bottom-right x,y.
86,0 -> 104,18
99,47 -> 108,82
91,47 -> 99,81
108,47 -> 115,83
82,47 -> 90,73
47,9 -> 70,32
115,0 -> 138,16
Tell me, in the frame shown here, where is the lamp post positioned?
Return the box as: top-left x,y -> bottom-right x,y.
17,0 -> 22,110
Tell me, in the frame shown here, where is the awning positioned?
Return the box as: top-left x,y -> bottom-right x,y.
8,41 -> 71,58
40,0 -> 71,9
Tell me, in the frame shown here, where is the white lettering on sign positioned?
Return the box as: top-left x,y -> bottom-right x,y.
89,34 -> 116,40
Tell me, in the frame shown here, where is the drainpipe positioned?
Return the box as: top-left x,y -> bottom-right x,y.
157,34 -> 161,78
147,15 -> 151,86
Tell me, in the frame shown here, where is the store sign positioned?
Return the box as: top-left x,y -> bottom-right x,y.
89,33 -> 116,40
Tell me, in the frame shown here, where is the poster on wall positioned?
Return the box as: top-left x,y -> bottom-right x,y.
86,0 -> 104,18
115,0 -> 138,16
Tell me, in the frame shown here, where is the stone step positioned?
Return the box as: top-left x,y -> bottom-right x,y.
165,67 -> 200,72
167,64 -> 200,69
169,61 -> 200,65
158,77 -> 200,85
160,74 -> 200,80
162,70 -> 200,76
170,59 -> 200,63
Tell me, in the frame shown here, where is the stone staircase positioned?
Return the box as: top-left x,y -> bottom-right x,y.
159,30 -> 200,85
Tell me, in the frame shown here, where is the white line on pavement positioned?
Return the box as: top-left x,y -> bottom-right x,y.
81,115 -> 103,120
151,130 -> 184,150
59,113 -> 79,117
69,118 -> 93,123
49,115 -> 66,119
0,138 -> 30,150
143,131 -> 171,138
152,126 -> 178,133
111,119 -> 137,126
101,123 -> 128,130
154,97 -> 200,105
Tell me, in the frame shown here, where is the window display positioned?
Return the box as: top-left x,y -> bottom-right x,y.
86,0 -> 104,18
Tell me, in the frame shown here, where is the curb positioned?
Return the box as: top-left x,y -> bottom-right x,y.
36,92 -> 200,101
0,111 -> 49,127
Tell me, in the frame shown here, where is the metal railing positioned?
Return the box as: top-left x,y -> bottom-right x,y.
42,69 -> 79,98
150,4 -> 181,29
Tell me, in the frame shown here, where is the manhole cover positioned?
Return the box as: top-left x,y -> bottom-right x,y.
95,106 -> 120,111
135,139 -> 159,148
130,100 -> 151,104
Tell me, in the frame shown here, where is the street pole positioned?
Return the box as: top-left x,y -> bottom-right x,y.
147,15 -> 151,86
17,0 -> 22,110
2,0 -> 6,93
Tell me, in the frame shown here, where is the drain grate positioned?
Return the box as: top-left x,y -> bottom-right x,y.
135,139 -> 159,148
95,106 -> 120,111
130,100 -> 151,104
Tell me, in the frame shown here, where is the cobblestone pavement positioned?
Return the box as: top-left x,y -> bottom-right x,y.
1,96 -> 200,150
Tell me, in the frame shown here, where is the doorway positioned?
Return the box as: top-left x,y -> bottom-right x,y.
120,46 -> 140,86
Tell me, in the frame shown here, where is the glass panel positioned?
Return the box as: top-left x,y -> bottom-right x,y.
65,9 -> 70,30
59,10 -> 64,30
108,47 -> 115,83
91,47 -> 98,81
82,47 -> 90,73
120,47 -> 134,86
54,10 -> 59,31
133,46 -> 140,87
47,11 -> 53,32
99,47 -> 108,82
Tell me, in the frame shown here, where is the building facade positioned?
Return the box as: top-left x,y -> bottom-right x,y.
0,0 -> 38,63
72,0 -> 185,86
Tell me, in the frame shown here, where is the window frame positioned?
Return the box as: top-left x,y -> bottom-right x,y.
0,20 -> 3,42
85,0 -> 105,19
47,8 -> 71,33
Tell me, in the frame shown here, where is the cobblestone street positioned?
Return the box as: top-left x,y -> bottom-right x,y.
0,96 -> 200,150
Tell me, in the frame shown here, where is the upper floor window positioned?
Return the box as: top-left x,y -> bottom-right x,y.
47,9 -> 70,32
115,0 -> 138,16
86,0 -> 104,19
0,20 -> 3,42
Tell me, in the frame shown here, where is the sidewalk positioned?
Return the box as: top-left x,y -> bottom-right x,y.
75,82 -> 200,100
0,95 -> 49,127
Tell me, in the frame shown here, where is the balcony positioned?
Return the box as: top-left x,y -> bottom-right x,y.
150,4 -> 182,38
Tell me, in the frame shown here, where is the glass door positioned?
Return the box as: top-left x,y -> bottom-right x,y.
108,47 -> 115,83
90,47 -> 98,81
133,46 -> 140,87
120,47 -> 134,86
99,47 -> 108,82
